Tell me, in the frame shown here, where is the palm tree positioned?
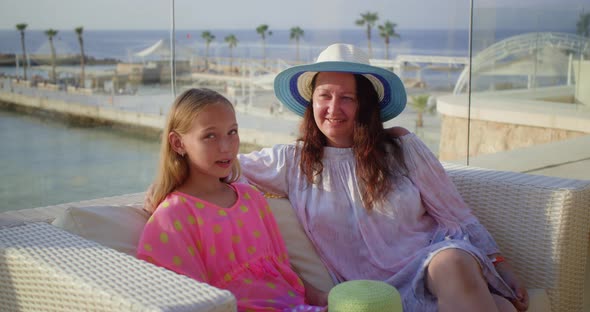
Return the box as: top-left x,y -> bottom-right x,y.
201,31 -> 215,71
410,94 -> 435,128
255,24 -> 272,67
355,12 -> 379,58
289,26 -> 304,63
75,26 -> 85,87
224,34 -> 238,74
378,21 -> 400,60
15,23 -> 28,80
44,29 -> 59,84
576,12 -> 590,37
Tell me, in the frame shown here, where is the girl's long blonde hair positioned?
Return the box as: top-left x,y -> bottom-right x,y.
146,88 -> 241,213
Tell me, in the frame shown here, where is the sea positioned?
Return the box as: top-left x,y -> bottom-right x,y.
0,27 -> 576,211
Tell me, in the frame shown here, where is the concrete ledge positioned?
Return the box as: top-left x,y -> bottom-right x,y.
0,91 -> 165,130
0,90 -> 297,147
457,135 -> 590,176
438,86 -> 590,133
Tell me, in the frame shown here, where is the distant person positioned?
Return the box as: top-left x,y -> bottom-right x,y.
237,44 -> 529,311
138,88 -> 325,312
427,95 -> 437,111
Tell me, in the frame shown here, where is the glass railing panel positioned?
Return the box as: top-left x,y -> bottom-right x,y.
444,1 -> 590,180
0,1 -> 172,210
174,0 -> 471,157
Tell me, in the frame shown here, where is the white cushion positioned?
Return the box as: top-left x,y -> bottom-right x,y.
266,198 -> 334,292
52,204 -> 149,256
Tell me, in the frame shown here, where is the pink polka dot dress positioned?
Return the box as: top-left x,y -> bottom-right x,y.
137,183 -> 325,312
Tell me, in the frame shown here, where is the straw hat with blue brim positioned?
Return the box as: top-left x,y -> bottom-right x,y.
274,43 -> 407,122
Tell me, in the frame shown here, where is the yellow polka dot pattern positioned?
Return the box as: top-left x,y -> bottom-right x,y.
137,186 -> 314,310
224,273 -> 232,282
160,232 -> 169,243
187,215 -> 196,224
173,256 -> 182,266
174,220 -> 183,231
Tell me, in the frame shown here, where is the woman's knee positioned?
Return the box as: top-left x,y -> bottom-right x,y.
429,249 -> 480,275
427,249 -> 484,294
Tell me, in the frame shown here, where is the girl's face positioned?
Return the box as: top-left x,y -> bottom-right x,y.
175,102 -> 239,180
312,72 -> 359,148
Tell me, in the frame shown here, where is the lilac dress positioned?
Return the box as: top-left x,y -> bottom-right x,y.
238,133 -> 516,311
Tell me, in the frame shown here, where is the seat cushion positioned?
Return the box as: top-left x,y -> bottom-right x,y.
52,204 -> 149,256
266,197 -> 334,292
51,198 -> 335,292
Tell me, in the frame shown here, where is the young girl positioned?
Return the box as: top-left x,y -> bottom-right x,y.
137,88 -> 324,312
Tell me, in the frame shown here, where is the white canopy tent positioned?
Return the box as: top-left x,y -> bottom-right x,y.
133,39 -> 195,63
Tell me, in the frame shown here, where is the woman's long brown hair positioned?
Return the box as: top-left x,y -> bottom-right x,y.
297,74 -> 406,209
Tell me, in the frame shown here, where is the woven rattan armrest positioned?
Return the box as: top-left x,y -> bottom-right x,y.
444,163 -> 590,312
0,222 -> 236,312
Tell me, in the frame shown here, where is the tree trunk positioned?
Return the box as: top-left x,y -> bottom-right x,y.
49,39 -> 56,84
79,39 -> 85,87
416,112 -> 424,128
20,32 -> 27,80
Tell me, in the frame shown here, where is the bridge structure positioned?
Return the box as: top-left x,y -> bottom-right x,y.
453,32 -> 590,94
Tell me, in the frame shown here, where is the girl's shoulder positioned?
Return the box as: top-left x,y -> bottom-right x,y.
231,182 -> 265,198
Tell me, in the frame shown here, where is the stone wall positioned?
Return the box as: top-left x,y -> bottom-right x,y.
439,115 -> 586,161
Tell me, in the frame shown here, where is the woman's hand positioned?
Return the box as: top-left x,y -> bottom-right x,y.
495,261 -> 529,311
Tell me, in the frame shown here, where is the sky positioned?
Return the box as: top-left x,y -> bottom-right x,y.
0,0 -> 587,31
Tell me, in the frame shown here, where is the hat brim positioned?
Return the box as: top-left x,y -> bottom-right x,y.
274,61 -> 407,122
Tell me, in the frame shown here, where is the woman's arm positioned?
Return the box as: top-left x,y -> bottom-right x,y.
237,144 -> 294,197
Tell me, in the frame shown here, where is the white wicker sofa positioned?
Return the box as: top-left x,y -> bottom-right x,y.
0,164 -> 589,312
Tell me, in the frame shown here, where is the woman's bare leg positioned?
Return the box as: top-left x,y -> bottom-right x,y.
426,249 -> 498,312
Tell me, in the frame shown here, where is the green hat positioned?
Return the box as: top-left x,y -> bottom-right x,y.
328,280 -> 403,312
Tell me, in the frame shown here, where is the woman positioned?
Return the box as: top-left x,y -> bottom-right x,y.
238,43 -> 529,311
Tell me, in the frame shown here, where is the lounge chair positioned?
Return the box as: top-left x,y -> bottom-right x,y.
0,163 -> 588,311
